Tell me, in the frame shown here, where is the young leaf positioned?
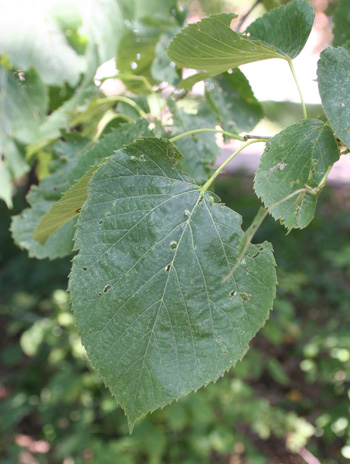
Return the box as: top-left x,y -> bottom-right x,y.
167,13 -> 285,89
69,137 -> 277,431
317,47 -> 350,149
333,0 -> 350,47
32,120 -> 152,247
254,119 -> 339,230
205,70 -> 263,135
246,0 -> 315,59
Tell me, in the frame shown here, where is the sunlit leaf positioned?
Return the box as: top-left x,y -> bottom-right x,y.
246,0 -> 314,59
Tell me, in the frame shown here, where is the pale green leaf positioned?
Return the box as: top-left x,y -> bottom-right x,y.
317,47 -> 350,149
333,0 -> 350,47
254,119 -> 339,230
167,13 -> 285,88
69,137 -> 277,431
0,0 -> 85,87
205,70 -> 263,134
246,0 -> 314,59
33,167 -> 97,246
32,120 -> 152,247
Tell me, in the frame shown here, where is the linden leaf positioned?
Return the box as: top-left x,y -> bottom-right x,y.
69,137 -> 276,431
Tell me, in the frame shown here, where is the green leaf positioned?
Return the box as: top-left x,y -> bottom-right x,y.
333,0 -> 350,47
0,66 -> 48,206
11,136 -> 91,260
246,0 -> 314,59
168,101 -> 220,183
167,13 -> 285,88
151,32 -> 180,85
69,137 -> 276,431
317,47 -> 350,149
0,1 -> 84,87
33,167 -> 97,246
254,120 -> 339,230
205,70 -> 263,134
32,120 -> 152,247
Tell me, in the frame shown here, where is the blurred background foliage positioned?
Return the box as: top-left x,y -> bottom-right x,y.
1,0 -> 350,462
1,177 -> 350,464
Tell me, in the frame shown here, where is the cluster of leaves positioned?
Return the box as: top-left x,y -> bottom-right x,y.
2,0 -> 350,431
1,179 -> 350,463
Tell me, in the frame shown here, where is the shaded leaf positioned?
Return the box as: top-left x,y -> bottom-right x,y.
333,0 -> 350,47
205,70 -> 263,135
69,137 -> 277,431
167,13 -> 285,89
254,120 -> 339,230
317,47 -> 350,149
32,120 -> 152,248
246,0 -> 314,59
11,136 -> 90,259
168,101 -> 220,183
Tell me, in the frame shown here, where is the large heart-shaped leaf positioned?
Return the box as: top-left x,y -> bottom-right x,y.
254,119 -> 339,230
318,47 -> 350,149
167,13 -> 285,89
69,137 -> 277,431
246,0 -> 314,59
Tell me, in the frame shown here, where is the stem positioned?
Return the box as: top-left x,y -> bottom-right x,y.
223,186 -> 320,281
288,58 -> 307,119
96,96 -> 147,118
201,139 -> 267,193
169,128 -> 245,143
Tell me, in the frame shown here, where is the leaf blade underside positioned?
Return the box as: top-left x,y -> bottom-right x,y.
69,137 -> 277,431
167,13 -> 285,89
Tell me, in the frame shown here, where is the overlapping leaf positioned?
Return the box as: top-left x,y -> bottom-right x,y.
246,0 -> 314,59
32,120 -> 152,248
254,119 -> 339,230
69,137 -> 277,431
167,13 -> 285,89
317,47 -> 350,149
168,101 -> 220,183
205,70 -> 263,135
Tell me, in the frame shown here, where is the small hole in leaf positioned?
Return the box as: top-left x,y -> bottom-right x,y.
216,336 -> 221,342
104,285 -> 112,293
239,292 -> 251,302
169,241 -> 177,250
165,264 -> 171,272
76,208 -> 81,213
99,220 -> 103,224
229,290 -> 236,298
83,267 -> 87,271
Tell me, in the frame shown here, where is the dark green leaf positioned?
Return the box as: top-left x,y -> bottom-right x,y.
168,101 -> 220,183
167,13 -> 285,89
254,120 -> 339,230
69,137 -> 277,431
246,0 -> 314,59
205,70 -> 263,134
333,0 -> 350,47
317,47 -> 350,149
